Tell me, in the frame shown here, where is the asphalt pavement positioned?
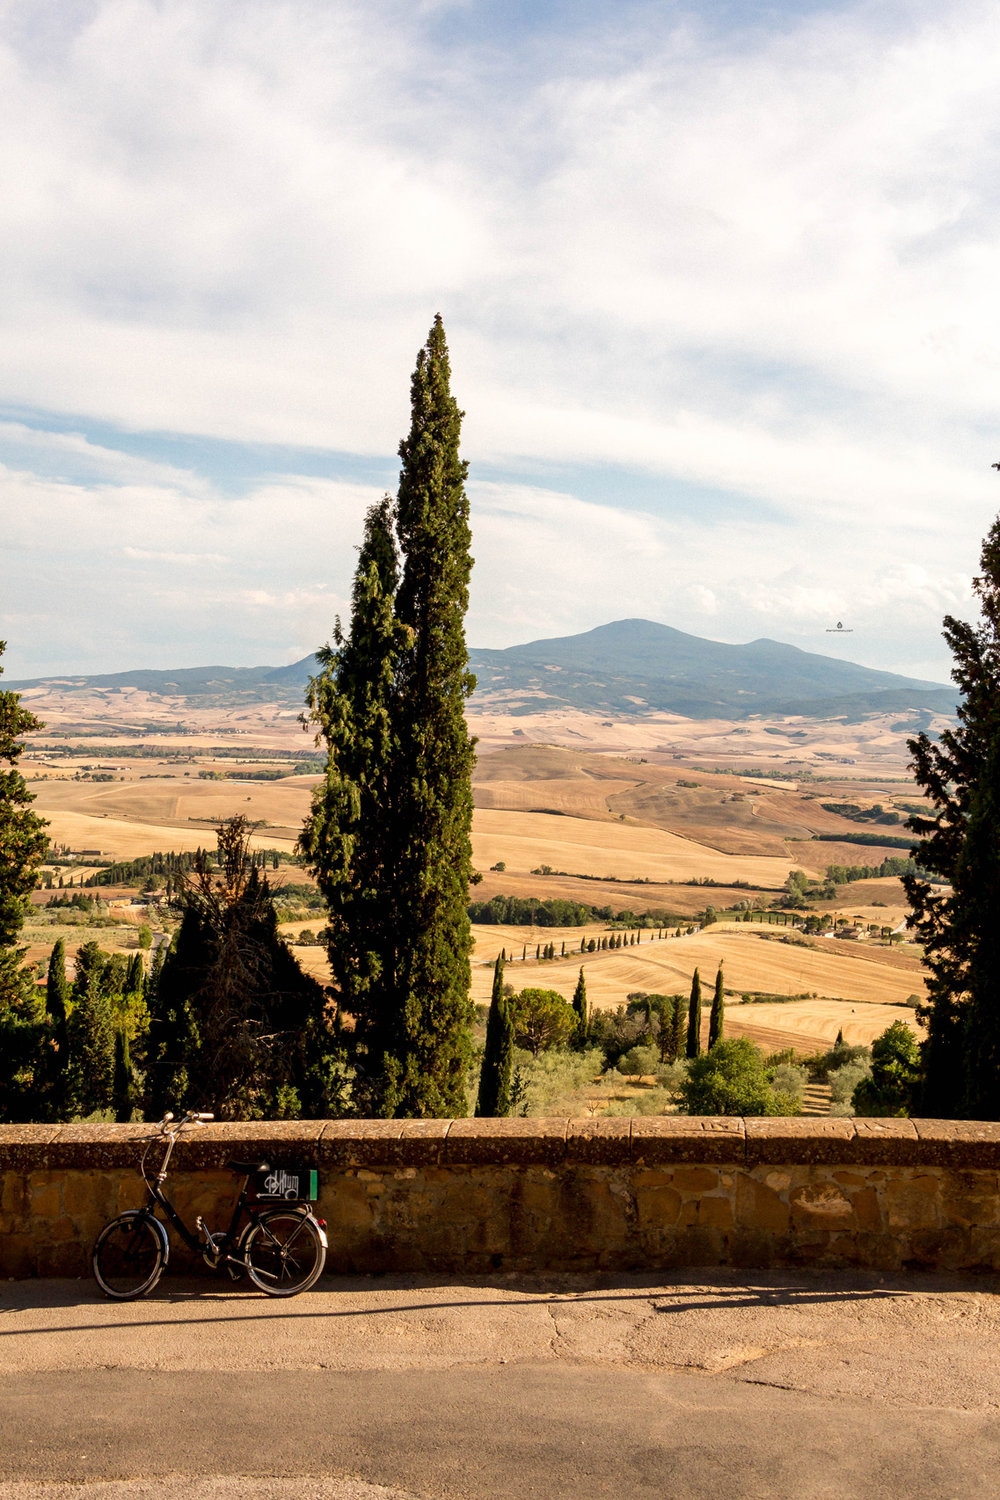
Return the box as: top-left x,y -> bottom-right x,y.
1,1268 -> 999,1499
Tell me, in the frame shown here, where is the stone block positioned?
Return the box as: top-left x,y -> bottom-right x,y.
445,1118 -> 567,1166
745,1117 -> 855,1167
671,1166 -> 721,1193
1,1173 -> 27,1216
789,1181 -> 853,1227
737,1174 -> 790,1235
318,1120 -> 404,1168
0,1125 -> 60,1169
680,1194 -> 734,1232
886,1175 -> 941,1231
567,1117 -> 631,1164
851,1119 -> 920,1165
847,1186 -> 883,1233
912,1120 -> 1000,1170
631,1116 -> 744,1164
940,1171 -> 1000,1229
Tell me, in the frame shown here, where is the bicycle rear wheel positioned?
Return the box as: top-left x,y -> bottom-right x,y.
92,1214 -> 166,1300
243,1210 -> 325,1297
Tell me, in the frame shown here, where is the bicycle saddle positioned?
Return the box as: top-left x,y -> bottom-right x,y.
226,1159 -> 271,1174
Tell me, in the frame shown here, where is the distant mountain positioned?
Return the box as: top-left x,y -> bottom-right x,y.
6,659 -> 318,700
467,619 -> 955,720
7,619 -> 956,721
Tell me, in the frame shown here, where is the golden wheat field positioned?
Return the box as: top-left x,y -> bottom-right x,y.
470,921 -> 923,1048
471,808 -> 809,887
20,690 -> 935,1046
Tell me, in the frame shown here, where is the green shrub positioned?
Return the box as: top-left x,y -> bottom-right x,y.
828,1059 -> 872,1116
512,1046 -> 603,1115
617,1043 -> 660,1077
680,1038 -> 800,1116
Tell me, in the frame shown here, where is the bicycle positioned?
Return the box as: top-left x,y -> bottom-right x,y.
91,1111 -> 327,1300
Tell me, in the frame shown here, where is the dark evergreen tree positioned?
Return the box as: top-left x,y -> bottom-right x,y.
113,1027 -> 134,1123
709,965 -> 725,1049
124,952 -> 144,996
671,992 -> 685,1060
39,939 -> 72,1120
300,496 -> 405,1114
302,318 -> 476,1118
904,510 -> 1000,1116
475,954 -> 513,1117
572,966 -> 589,1040
147,818 -> 344,1120
686,969 -> 703,1059
68,971 -> 115,1117
0,642 -> 48,1121
387,315 -> 477,1116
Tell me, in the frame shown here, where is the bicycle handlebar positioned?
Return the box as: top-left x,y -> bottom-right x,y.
156,1111 -> 214,1135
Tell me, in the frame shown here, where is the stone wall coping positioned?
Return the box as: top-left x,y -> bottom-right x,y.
4,1118 -> 1000,1171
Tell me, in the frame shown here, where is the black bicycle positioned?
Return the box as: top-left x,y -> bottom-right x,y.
92,1111 -> 327,1300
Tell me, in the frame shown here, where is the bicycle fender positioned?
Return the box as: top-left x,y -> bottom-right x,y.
120,1210 -> 170,1265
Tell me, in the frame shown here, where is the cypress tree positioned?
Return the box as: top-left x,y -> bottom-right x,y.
709,965 -> 725,1049
302,319 -> 476,1117
572,967 -> 588,1040
671,990 -> 685,1060
113,1028 -> 133,1123
686,969 -> 703,1059
40,939 -> 72,1120
387,314 -> 476,1116
476,954 -> 513,1117
124,952 -> 144,996
905,509 -> 1000,1116
300,496 -> 406,1113
68,971 -> 115,1117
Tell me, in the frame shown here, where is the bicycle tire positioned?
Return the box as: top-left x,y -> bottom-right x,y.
242,1210 -> 325,1297
92,1213 -> 166,1300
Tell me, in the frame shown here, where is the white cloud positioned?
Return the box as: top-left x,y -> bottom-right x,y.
0,0 -> 998,676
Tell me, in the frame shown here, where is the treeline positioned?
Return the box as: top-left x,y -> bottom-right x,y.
813,832 -> 916,850
82,847 -> 294,889
825,855 -> 920,883
197,762 -> 318,781
468,894 -> 678,928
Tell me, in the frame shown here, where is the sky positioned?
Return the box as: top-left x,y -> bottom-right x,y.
2,0 -> 1000,683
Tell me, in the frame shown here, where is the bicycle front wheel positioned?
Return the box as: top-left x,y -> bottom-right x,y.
243,1211 -> 325,1297
92,1214 -> 166,1300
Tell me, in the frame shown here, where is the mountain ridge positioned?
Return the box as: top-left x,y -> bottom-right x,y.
6,618 -> 955,721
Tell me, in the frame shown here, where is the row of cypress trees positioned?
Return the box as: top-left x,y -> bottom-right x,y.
474,958 -> 728,1116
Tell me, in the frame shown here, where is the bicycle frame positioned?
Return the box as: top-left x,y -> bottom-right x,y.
137,1113 -> 270,1271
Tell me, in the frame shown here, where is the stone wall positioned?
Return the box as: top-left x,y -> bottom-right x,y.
3,1117 -> 1000,1278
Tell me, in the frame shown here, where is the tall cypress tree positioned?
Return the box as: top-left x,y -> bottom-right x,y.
304,317 -> 476,1118
686,969 -> 703,1059
300,497 -> 405,1112
905,509 -> 1000,1116
113,1028 -> 134,1123
572,966 -> 589,1040
476,954 -> 513,1117
387,316 -> 477,1117
671,991 -> 685,1061
68,971 -> 115,1118
709,965 -> 725,1049
40,939 -> 72,1120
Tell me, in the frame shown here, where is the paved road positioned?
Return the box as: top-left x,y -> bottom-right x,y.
1,1269 -> 999,1498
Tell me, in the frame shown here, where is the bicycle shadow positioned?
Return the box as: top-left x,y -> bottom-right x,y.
0,1267 -> 940,1338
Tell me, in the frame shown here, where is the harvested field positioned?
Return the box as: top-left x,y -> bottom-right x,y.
471,809 -> 806,888
472,924 -> 925,1019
